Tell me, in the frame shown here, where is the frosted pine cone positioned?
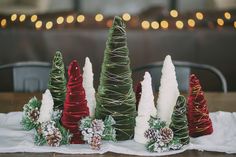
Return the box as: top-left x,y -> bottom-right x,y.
29,109 -> 40,122
90,134 -> 102,150
45,128 -> 62,147
144,128 -> 158,140
160,127 -> 173,144
92,119 -> 104,135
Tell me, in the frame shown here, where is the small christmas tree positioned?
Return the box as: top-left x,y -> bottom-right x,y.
134,72 -> 156,144
95,16 -> 136,141
157,55 -> 180,125
170,95 -> 190,145
38,89 -> 54,123
187,74 -> 213,137
83,57 -> 96,118
48,51 -> 67,110
61,60 -> 90,144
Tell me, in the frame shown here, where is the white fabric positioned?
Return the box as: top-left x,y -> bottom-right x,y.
0,111 -> 235,155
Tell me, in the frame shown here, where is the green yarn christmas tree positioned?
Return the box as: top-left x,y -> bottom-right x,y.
170,95 -> 190,145
95,16 -> 136,141
48,51 -> 67,110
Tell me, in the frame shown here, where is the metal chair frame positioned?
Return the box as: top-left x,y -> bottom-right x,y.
133,61 -> 228,93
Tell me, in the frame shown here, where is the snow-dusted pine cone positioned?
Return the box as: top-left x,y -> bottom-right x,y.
90,134 -> 102,150
144,128 -> 158,140
159,127 -> 173,144
92,119 -> 104,134
45,128 -> 62,147
29,109 -> 40,122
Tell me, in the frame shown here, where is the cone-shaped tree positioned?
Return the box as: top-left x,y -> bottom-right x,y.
38,89 -> 54,123
134,72 -> 156,144
83,57 -> 96,118
170,95 -> 190,145
95,16 -> 136,141
156,55 -> 180,125
48,51 -> 67,110
61,60 -> 90,144
187,74 -> 213,137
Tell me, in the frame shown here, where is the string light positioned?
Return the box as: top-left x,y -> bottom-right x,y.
95,13 -> 103,22
57,16 -> 64,24
234,21 -> 236,29
31,15 -> 37,22
106,19 -> 113,28
1,19 -> 7,28
77,15 -> 85,23
160,20 -> 169,29
224,12 -> 231,20
170,10 -> 178,18
35,20 -> 42,29
151,21 -> 159,29
66,15 -> 74,24
188,19 -> 195,28
217,18 -> 224,26
46,21 -> 53,30
176,20 -> 184,29
11,14 -> 17,22
196,12 -> 204,20
122,13 -> 131,21
19,14 -> 26,22
141,20 -> 150,30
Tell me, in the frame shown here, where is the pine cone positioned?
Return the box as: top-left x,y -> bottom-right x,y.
144,128 -> 158,140
46,128 -> 62,147
29,109 -> 40,122
92,119 -> 104,134
159,127 -> 173,144
90,134 -> 101,150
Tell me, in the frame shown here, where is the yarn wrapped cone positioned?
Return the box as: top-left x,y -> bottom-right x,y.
95,16 -> 136,141
61,60 -> 90,144
48,51 -> 67,110
187,74 -> 213,137
170,95 -> 190,145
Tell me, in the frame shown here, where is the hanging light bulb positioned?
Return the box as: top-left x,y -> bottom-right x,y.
77,15 -> 85,23
188,19 -> 195,28
224,12 -> 231,20
151,21 -> 159,29
57,16 -> 64,24
176,20 -> 184,29
46,21 -> 53,30
95,13 -> 104,22
122,13 -> 131,21
217,18 -> 224,26
35,20 -> 42,29
141,20 -> 150,30
196,12 -> 204,20
11,14 -> 17,22
160,20 -> 169,29
170,10 -> 178,18
31,15 -> 37,22
1,19 -> 7,28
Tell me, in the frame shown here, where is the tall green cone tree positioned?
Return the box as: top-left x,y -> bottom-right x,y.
170,95 -> 190,145
95,16 -> 136,141
48,51 -> 67,110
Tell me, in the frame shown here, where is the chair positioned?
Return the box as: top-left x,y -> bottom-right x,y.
0,61 -> 51,92
133,61 -> 228,93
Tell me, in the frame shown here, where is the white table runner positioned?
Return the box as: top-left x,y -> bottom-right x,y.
0,111 -> 235,156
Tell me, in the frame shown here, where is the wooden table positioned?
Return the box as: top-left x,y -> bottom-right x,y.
0,92 -> 235,157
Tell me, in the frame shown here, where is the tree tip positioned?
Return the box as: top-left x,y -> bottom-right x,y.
113,16 -> 124,27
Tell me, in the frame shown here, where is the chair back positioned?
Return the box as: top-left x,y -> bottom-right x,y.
0,61 -> 51,92
133,61 -> 227,93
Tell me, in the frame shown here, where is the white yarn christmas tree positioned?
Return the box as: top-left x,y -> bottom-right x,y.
83,57 -> 96,117
156,55 -> 180,125
134,72 -> 156,144
38,89 -> 54,123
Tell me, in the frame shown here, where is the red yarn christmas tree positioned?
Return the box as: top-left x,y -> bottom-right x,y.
135,82 -> 142,110
187,74 -> 213,137
61,60 -> 90,144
